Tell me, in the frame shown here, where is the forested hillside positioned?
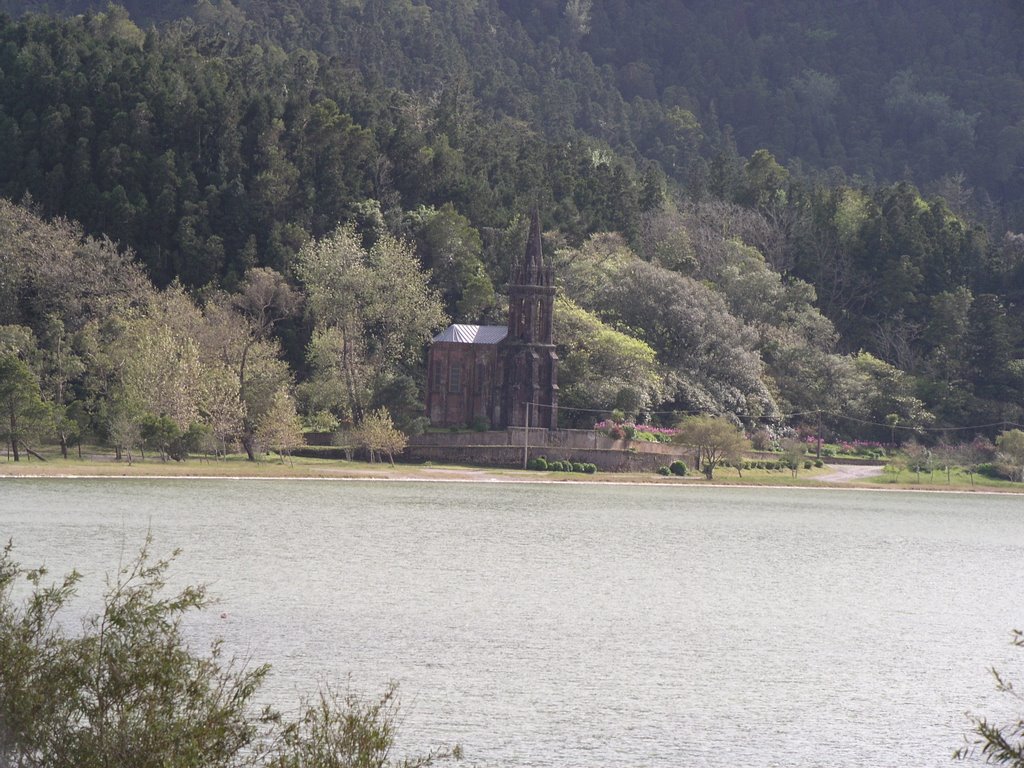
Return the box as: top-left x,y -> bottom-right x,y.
1,1 -> 1023,461
7,0 -> 1022,221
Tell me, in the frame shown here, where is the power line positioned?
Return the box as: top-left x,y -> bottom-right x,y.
528,400 -> 1023,435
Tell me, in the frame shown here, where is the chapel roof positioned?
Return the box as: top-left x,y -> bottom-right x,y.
431,324 -> 508,344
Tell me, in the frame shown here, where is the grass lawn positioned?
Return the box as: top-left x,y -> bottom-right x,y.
864,465 -> 1023,492
2,445 -> 1022,493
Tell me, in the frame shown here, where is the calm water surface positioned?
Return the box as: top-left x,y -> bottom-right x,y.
1,478 -> 1023,767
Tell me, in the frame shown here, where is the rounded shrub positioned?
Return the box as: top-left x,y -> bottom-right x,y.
583,463 -> 597,474
803,460 -> 813,470
657,465 -> 671,476
669,460 -> 687,477
572,462 -> 585,473
978,463 -> 1007,480
814,459 -> 824,468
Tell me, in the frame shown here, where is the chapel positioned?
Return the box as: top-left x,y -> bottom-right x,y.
425,210 -> 558,429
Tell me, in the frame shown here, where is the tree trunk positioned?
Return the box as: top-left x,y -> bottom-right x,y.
238,339 -> 259,462
20,442 -> 46,461
9,409 -> 19,461
60,433 -> 68,459
242,433 -> 257,461
341,328 -> 364,423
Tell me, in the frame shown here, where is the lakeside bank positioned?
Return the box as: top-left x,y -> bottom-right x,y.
1,455 -> 1020,494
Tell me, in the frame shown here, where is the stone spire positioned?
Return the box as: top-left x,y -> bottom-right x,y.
512,208 -> 552,290
501,209 -> 558,429
522,208 -> 544,283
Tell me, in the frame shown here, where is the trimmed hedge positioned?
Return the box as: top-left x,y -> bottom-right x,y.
528,457 -> 597,474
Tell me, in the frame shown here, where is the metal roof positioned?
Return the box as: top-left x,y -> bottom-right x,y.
431,324 -> 508,344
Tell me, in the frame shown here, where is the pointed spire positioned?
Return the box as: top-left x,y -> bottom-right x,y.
523,207 -> 544,280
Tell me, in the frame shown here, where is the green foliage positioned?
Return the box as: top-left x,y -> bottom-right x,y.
996,429 -> 1024,482
976,463 -> 1006,480
407,204 -> 495,321
955,630 -> 1024,765
602,259 -> 776,416
0,538 -> 461,768
0,537 -> 270,767
0,0 -> 1022,452
673,415 -> 751,480
657,465 -> 671,476
669,460 -> 687,476
255,389 -> 304,461
140,413 -> 182,460
779,437 -> 806,477
0,349 -> 52,460
352,407 -> 407,465
296,225 -> 446,424
553,296 -> 662,425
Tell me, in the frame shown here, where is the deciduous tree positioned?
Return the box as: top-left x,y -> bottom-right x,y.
0,351 -> 51,461
354,408 -> 408,465
296,226 -> 446,424
255,389 -> 304,463
673,415 -> 750,480
996,429 -> 1024,482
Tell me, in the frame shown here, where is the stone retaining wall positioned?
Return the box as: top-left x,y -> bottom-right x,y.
405,444 -> 683,473
304,429 -> 886,471
409,427 -> 679,454
303,430 -> 688,473
404,428 -> 687,471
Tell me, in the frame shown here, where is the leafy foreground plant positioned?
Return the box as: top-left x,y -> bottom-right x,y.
956,630 -> 1024,765
0,537 -> 461,768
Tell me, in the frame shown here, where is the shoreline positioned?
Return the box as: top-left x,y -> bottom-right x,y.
1,464 -> 1019,496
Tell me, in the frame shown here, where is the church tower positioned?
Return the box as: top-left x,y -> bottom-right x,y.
500,210 -> 558,428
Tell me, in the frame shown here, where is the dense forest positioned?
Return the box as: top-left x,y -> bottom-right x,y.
1,1 -> 1023,461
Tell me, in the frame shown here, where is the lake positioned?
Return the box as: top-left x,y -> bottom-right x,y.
1,478 -> 1022,766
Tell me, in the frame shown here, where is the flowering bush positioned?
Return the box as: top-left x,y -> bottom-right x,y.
595,421 -> 678,442
802,437 -> 891,456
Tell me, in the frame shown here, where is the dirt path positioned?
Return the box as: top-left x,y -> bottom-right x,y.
816,463 -> 885,483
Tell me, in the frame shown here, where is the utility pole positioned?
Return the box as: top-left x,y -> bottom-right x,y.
523,401 -> 530,469
816,410 -> 822,459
